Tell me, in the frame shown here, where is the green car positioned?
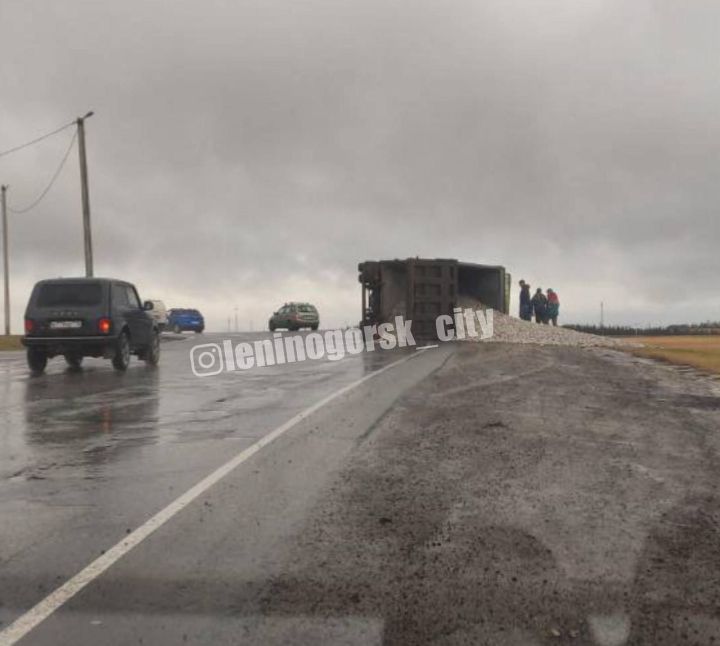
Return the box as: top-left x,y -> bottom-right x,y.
268,302 -> 319,331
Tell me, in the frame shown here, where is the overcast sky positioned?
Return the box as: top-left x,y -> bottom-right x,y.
1,0 -> 719,330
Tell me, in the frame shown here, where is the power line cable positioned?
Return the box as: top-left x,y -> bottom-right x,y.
0,120 -> 75,160
9,130 -> 78,214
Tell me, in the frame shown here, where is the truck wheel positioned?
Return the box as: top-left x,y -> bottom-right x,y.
143,331 -> 160,366
112,331 -> 131,371
65,354 -> 83,369
27,349 -> 47,374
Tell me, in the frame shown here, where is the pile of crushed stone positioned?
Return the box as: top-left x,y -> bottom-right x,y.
467,311 -> 628,348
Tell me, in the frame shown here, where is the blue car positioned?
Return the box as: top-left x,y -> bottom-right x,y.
168,308 -> 204,334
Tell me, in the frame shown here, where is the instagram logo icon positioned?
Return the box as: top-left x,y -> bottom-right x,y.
190,343 -> 225,377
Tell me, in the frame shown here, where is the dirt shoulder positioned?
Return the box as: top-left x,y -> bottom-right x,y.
0,335 -> 22,351
261,342 -> 720,645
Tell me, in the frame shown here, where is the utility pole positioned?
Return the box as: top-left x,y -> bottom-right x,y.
600,301 -> 604,329
234,307 -> 239,333
1,185 -> 9,335
76,111 -> 94,277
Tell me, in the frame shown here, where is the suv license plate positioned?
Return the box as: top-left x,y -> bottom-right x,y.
50,320 -> 82,329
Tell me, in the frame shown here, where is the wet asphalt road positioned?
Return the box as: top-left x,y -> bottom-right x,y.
0,332 -> 452,645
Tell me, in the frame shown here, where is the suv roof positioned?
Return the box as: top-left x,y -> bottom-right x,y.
34,277 -> 128,285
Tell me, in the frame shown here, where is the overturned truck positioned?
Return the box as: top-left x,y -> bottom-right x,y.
359,258 -> 511,340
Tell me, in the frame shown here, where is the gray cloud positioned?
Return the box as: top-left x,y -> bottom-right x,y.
1,0 -> 719,330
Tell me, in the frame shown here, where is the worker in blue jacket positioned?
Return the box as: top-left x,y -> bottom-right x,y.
531,288 -> 549,324
518,280 -> 532,321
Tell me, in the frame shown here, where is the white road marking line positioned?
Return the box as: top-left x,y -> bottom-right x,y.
416,344 -> 439,350
0,352 -> 422,646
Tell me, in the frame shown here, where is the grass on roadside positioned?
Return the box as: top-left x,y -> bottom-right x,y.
623,335 -> 720,375
0,335 -> 23,351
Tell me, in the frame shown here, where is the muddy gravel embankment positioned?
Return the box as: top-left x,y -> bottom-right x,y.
261,341 -> 720,645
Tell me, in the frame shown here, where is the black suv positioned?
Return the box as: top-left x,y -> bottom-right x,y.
22,278 -> 160,374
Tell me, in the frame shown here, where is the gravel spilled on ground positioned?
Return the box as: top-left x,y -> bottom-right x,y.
468,311 -> 628,348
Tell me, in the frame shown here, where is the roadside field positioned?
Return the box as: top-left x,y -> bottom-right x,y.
0,335 -> 23,351
624,335 -> 720,375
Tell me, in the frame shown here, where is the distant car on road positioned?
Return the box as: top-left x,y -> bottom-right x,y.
168,308 -> 205,334
22,277 -> 160,374
268,302 -> 319,331
147,300 -> 168,331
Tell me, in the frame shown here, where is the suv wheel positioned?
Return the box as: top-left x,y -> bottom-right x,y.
311,324 -> 319,331
143,331 -> 160,366
112,331 -> 131,371
269,322 -> 276,332
173,324 -> 181,334
65,354 -> 83,369
27,348 -> 48,374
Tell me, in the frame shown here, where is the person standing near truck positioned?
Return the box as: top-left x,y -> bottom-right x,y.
547,288 -> 560,326
518,280 -> 532,321
531,288 -> 548,324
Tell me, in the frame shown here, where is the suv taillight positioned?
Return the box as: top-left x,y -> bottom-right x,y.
98,318 -> 111,334
24,319 -> 34,334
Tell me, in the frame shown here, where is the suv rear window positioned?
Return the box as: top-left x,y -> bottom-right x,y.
297,304 -> 317,313
37,283 -> 103,307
